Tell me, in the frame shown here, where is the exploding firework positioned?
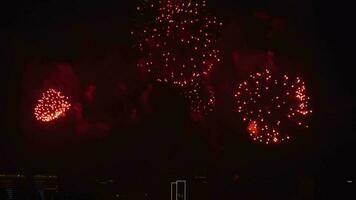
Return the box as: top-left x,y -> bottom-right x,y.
234,69 -> 312,144
34,88 -> 71,122
182,81 -> 215,116
132,0 -> 222,87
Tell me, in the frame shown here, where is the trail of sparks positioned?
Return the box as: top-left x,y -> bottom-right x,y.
182,81 -> 215,116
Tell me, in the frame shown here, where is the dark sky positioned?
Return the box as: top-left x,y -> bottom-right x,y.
0,0 -> 354,193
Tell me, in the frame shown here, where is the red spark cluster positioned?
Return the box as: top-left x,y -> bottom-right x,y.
34,88 -> 71,122
132,0 -> 222,87
234,69 -> 312,144
182,81 -> 215,116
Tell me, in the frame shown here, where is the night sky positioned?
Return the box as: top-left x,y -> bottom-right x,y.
1,0 -> 355,199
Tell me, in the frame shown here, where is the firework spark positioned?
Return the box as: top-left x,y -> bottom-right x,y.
182,81 -> 215,116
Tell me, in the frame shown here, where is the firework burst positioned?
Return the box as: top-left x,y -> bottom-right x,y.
234,69 -> 312,144
132,0 -> 222,87
34,88 -> 71,122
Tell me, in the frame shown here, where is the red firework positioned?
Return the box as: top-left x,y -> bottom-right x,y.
182,81 -> 215,116
234,69 -> 312,144
34,88 -> 71,122
131,0 -> 222,87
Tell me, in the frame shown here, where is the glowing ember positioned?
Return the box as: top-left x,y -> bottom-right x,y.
34,88 -> 71,122
247,120 -> 259,135
234,69 -> 312,144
